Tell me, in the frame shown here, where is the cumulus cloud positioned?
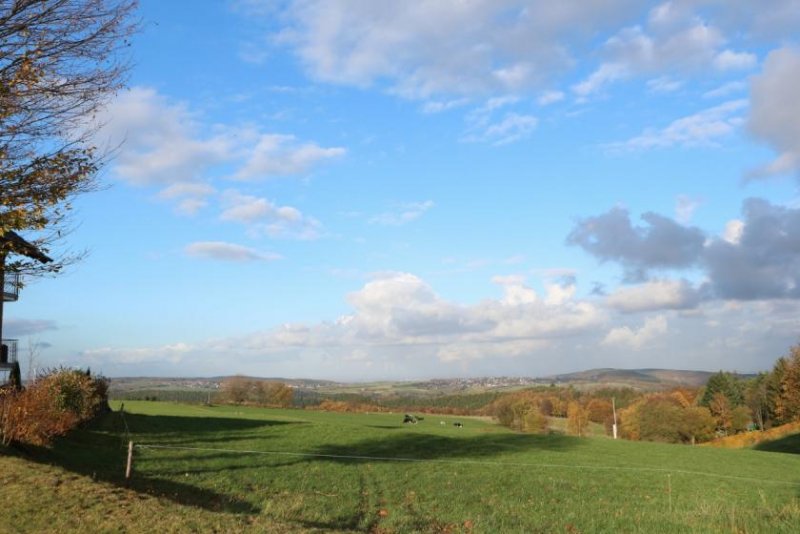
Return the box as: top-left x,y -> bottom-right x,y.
156,182 -> 216,215
370,200 -> 434,226
572,3 -> 756,98
95,87 -> 345,195
566,207 -> 705,281
220,190 -> 322,240
267,0 -> 641,98
233,133 -> 345,180
184,241 -> 282,262
747,47 -> 800,179
260,1 -> 776,102
602,315 -> 668,349
607,280 -> 703,312
572,198 -> 800,301
703,198 -> 800,300
606,99 -> 747,151
207,273 -> 606,366
97,87 -> 232,186
713,49 -> 757,71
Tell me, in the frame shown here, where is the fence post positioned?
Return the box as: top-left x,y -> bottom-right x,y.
125,441 -> 134,483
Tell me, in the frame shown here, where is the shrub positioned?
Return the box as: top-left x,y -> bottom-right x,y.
0,368 -> 108,447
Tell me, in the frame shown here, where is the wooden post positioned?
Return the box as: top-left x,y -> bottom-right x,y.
125,441 -> 134,483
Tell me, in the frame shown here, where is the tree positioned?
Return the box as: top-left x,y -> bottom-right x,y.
708,392 -> 733,435
774,345 -> 800,423
1,0 -> 137,275
679,406 -> 716,445
218,376 -> 249,405
566,401 -> 589,437
745,373 -> 770,430
700,371 -> 744,409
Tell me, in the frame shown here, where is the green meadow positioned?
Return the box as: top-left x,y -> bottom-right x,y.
2,400 -> 799,533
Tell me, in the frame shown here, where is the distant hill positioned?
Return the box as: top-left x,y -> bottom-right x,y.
108,368 -> 731,399
544,368 -> 729,389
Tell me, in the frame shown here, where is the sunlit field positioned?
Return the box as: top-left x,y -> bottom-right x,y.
2,400 -> 794,533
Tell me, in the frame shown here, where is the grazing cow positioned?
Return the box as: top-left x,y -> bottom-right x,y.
403,414 -> 418,424
453,422 -> 463,428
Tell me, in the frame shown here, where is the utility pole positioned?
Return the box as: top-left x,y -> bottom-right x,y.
612,397 -> 618,439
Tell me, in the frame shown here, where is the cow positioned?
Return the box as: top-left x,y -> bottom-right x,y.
403,414 -> 418,424
453,422 -> 463,428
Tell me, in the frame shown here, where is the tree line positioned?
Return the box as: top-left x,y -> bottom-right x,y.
487,344 -> 800,444
214,376 -> 294,408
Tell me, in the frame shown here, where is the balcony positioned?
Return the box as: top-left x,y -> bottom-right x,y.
1,338 -> 18,369
3,272 -> 20,302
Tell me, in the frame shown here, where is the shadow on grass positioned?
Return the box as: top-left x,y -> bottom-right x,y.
302,430 -> 579,464
754,433 -> 800,455
281,432 -> 580,532
17,410 -> 298,515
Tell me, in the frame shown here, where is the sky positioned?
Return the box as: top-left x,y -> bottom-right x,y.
6,0 -> 800,380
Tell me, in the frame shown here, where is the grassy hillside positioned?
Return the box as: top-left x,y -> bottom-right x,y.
2,401 -> 799,533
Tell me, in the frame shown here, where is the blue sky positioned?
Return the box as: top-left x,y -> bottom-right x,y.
7,0 -> 800,380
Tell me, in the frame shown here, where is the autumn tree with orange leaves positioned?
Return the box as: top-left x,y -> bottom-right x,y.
1,0 -> 137,274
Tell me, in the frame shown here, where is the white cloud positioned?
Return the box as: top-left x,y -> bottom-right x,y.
267,1 -> 640,99
184,241 -> 282,262
747,47 -> 800,179
571,4 -> 759,98
463,97 -> 538,145
422,98 -> 470,114
233,133 -> 345,180
537,90 -> 565,105
602,315 -> 667,349
646,76 -> 684,93
573,63 -> 628,97
702,80 -> 746,99
481,113 -> 539,145
607,280 -> 701,312
713,49 -> 757,71
95,87 -> 346,197
370,200 -> 434,226
220,190 -> 323,240
97,87 -> 232,186
722,219 -> 744,244
209,273 -> 606,365
156,182 -> 216,215
607,99 -> 747,151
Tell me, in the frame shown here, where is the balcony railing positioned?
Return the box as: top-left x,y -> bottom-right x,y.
3,272 -> 20,302
1,339 -> 18,367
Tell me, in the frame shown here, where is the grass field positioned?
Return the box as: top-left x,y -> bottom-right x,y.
2,401 -> 799,533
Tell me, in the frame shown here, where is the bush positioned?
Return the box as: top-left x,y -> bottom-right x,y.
0,368 -> 109,447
